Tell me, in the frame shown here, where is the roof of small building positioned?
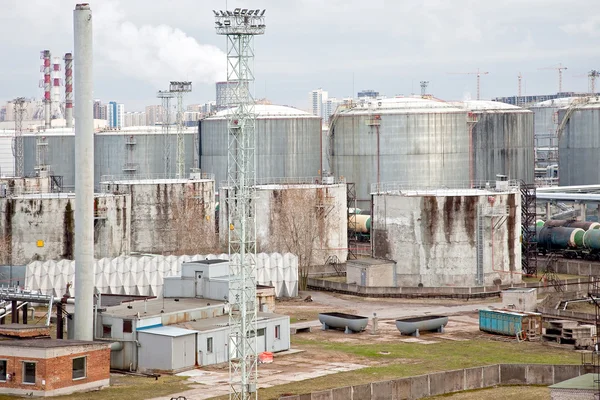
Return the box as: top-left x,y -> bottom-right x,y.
101,297 -> 225,318
550,373 -> 600,390
174,312 -> 288,333
0,339 -> 109,349
137,326 -> 196,337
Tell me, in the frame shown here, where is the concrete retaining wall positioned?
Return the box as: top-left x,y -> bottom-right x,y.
539,307 -> 595,323
308,277 -> 591,299
279,364 -> 591,400
555,259 -> 600,276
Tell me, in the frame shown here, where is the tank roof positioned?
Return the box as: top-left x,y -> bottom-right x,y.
531,97 -> 584,107
101,178 -> 213,185
454,100 -> 530,112
211,104 -> 315,119
341,96 -> 464,114
2,126 -> 197,136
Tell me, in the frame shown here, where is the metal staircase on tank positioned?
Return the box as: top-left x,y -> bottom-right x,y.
520,181 -> 538,276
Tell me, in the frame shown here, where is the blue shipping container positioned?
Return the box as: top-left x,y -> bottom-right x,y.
479,309 -> 525,336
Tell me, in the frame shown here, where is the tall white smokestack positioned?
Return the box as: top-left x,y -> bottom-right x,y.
64,53 -> 73,128
74,3 -> 94,341
42,50 -> 51,129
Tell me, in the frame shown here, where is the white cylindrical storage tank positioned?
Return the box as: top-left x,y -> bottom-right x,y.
529,97 -> 581,169
458,100 -> 534,184
330,97 -> 469,207
558,98 -> 600,186
23,127 -> 198,190
200,105 -> 322,186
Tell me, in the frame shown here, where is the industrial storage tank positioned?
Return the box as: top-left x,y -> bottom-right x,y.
457,100 -> 534,184
200,105 -> 322,186
557,98 -> 600,186
371,184 -> 522,287
329,97 -> 469,207
529,97 -> 581,178
23,126 -> 197,190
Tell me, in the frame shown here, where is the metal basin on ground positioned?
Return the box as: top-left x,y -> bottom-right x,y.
395,315 -> 449,336
318,312 -> 369,333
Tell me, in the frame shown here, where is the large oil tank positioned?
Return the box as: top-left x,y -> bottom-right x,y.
23,127 -> 197,190
557,98 -> 600,186
200,105 -> 322,186
529,97 -> 581,173
458,100 -> 534,184
330,97 -> 469,207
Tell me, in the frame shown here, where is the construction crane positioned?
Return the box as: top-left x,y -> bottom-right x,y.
538,63 -> 567,93
447,68 -> 489,100
573,70 -> 600,94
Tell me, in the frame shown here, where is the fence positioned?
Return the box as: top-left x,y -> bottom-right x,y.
279,364 -> 592,400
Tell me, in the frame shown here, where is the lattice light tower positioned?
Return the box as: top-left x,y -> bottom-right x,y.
157,90 -> 175,176
214,7 -> 265,400
13,97 -> 27,177
169,81 -> 192,178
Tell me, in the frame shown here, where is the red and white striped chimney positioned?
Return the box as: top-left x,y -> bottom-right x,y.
64,53 -> 73,128
42,50 -> 51,128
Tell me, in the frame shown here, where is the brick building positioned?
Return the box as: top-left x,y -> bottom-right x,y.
0,339 -> 110,397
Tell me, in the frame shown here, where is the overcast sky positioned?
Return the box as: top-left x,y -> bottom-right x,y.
1,0 -> 600,111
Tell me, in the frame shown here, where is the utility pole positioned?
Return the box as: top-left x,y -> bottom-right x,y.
215,8 -> 266,400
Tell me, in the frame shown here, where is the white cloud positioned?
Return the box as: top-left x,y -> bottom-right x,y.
561,15 -> 600,37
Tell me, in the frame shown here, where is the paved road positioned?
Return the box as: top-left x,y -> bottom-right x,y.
292,290 -> 502,328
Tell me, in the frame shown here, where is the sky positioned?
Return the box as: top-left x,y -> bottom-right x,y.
1,0 -> 600,111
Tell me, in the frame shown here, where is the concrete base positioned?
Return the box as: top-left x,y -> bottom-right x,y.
0,378 -> 110,397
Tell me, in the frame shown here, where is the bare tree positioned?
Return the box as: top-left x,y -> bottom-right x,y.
171,195 -> 218,255
264,188 -> 332,290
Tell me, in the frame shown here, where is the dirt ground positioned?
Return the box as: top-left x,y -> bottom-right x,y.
424,386 -> 549,399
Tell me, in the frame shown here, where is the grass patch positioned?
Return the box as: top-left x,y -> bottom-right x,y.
0,374 -> 192,400
424,385 -> 549,399
238,337 -> 580,400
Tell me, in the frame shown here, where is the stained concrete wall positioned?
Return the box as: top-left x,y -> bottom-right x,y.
307,276 -> 591,299
0,176 -> 52,195
220,183 -> 348,266
372,190 -> 522,287
279,364 -> 588,400
102,179 -> 215,254
0,193 -> 130,264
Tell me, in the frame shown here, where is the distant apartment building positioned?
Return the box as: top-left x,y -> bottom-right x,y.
93,100 -> 108,120
106,102 -> 124,129
323,97 -> 343,124
357,89 -> 379,99
202,101 -> 217,114
145,105 -> 164,126
309,88 -> 328,119
124,111 -> 146,127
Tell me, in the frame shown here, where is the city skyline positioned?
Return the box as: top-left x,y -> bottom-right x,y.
1,1 -> 600,111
